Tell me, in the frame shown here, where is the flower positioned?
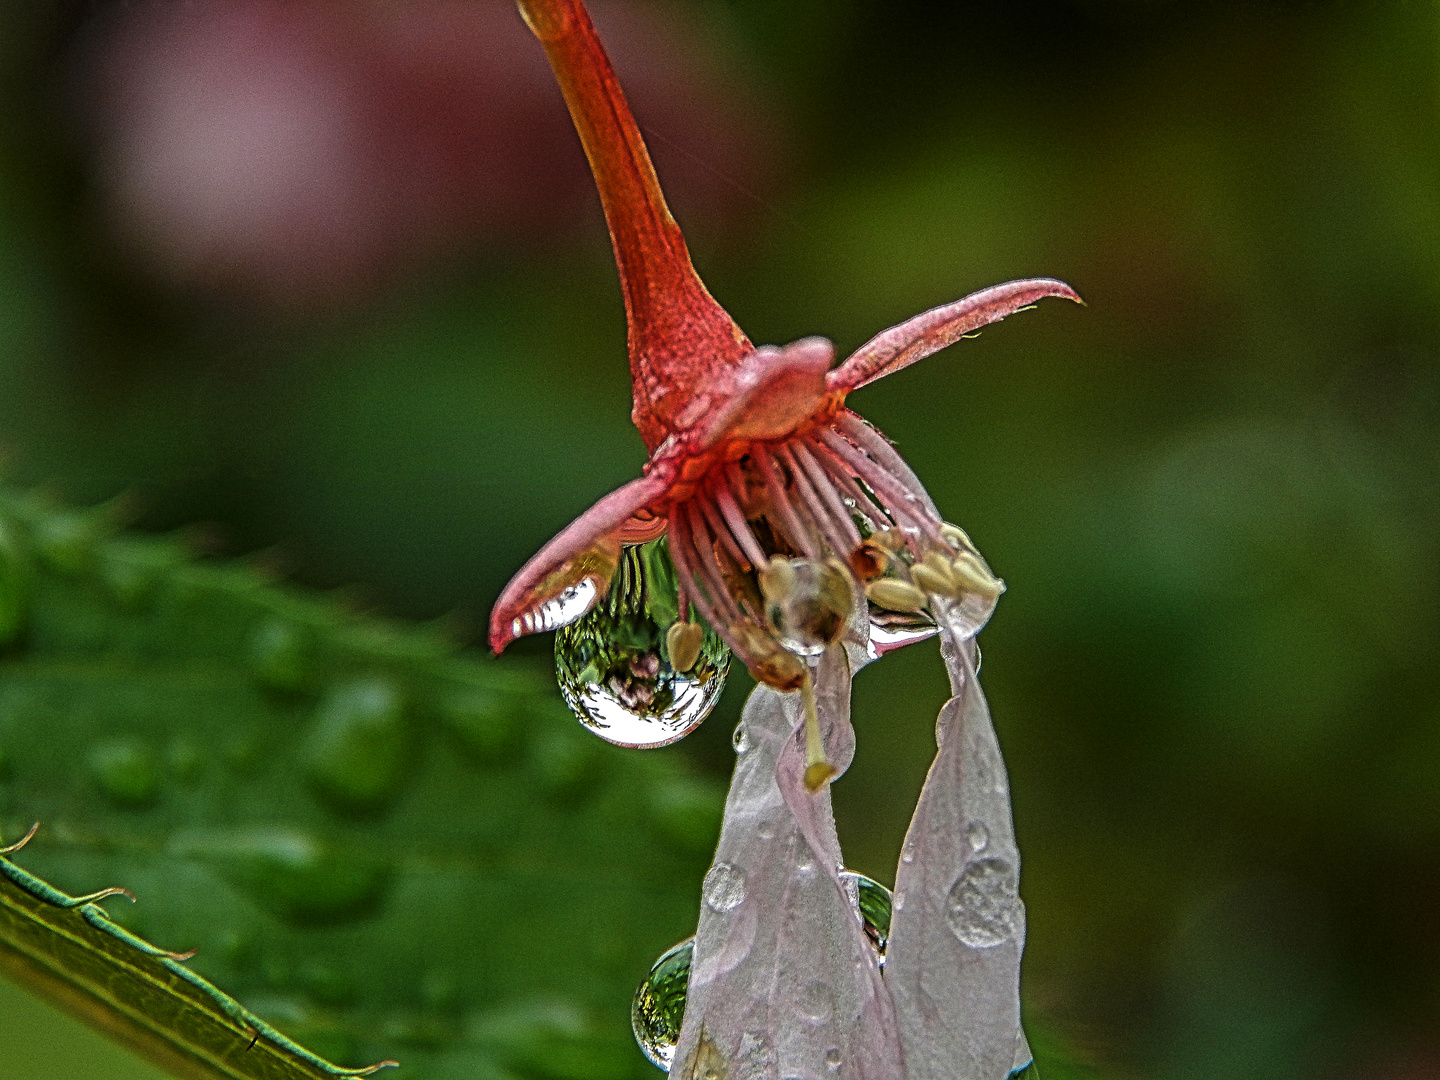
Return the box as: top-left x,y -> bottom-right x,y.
492,4 -> 1072,1077
488,0 -> 1080,771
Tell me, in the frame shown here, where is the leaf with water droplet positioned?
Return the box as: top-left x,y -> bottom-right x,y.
0,486 -> 722,1078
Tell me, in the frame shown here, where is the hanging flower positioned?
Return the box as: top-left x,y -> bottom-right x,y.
491,3 -> 1078,1077
489,0 -> 1079,788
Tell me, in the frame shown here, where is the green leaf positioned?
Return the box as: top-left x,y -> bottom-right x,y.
0,834 -> 394,1080
0,487 -> 723,1079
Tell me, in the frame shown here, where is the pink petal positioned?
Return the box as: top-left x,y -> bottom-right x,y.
673,648 -> 904,1079
886,611 -> 1024,1080
488,467 -> 673,653
827,278 -> 1081,394
695,337 -> 834,449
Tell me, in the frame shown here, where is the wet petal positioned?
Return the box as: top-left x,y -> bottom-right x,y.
673,648 -> 903,1079
886,614 -> 1024,1080
827,279 -> 1081,394
489,469 -> 673,653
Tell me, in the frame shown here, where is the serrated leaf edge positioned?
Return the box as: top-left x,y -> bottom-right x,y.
1,828 -> 397,1080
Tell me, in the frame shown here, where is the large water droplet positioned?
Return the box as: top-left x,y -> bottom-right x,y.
839,869 -> 893,965
631,938 -> 692,1071
945,857 -> 1022,948
556,542 -> 729,748
966,822 -> 990,852
303,677 -> 411,814
88,738 -> 160,808
703,862 -> 747,912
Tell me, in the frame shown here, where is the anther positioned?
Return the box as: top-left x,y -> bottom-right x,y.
911,552 -> 959,597
939,522 -> 973,552
666,621 -> 704,673
847,539 -> 889,581
951,552 -> 1004,598
865,578 -> 927,613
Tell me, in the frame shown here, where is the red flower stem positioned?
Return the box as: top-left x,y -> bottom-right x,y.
516,0 -> 752,448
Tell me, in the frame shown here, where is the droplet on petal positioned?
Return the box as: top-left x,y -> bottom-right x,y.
556,542 -> 729,748
632,937 -> 693,1070
759,557 -> 850,657
838,869 -> 893,965
632,872 -> 893,1072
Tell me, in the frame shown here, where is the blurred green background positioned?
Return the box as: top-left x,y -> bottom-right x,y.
2,0 -> 1438,1077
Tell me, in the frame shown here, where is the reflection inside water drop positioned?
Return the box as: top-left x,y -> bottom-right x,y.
517,577 -> 599,637
866,608 -> 939,657
633,870 -> 894,1071
556,541 -> 730,748
632,938 -> 692,1070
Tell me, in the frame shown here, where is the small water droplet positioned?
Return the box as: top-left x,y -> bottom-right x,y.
88,738 -> 159,808
632,937 -> 693,1072
756,819 -> 775,840
798,980 -> 834,1024
732,722 -> 750,753
840,870 -> 892,965
900,843 -> 916,864
703,862 -> 747,912
966,822 -> 990,852
557,543 -> 730,748
824,1047 -> 842,1069
946,857 -> 1022,948
303,677 -> 411,814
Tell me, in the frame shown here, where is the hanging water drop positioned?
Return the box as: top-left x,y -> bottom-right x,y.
556,541 -> 729,748
631,937 -> 693,1071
